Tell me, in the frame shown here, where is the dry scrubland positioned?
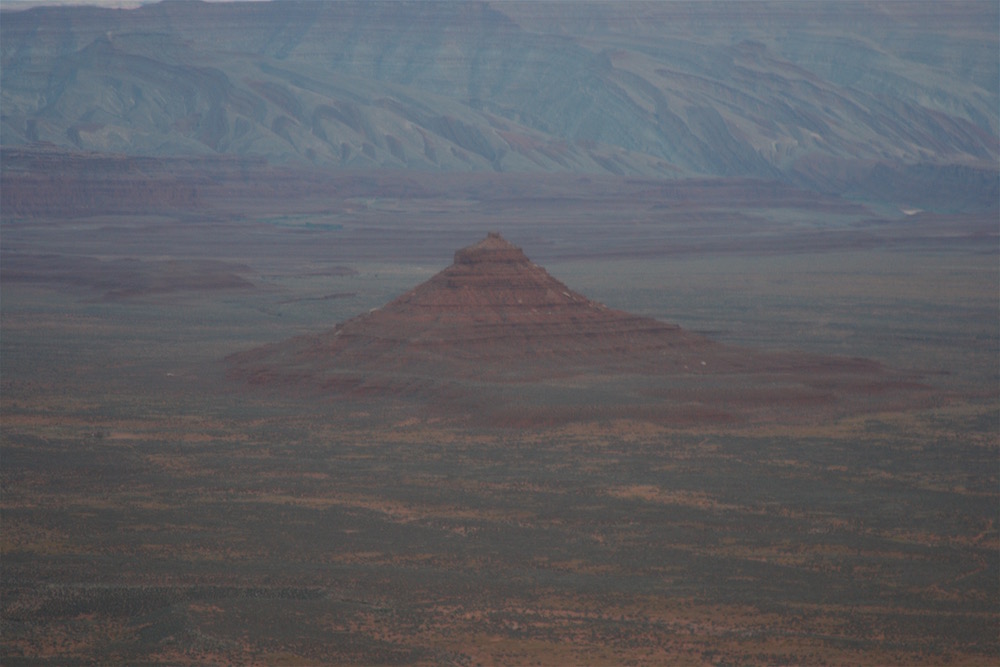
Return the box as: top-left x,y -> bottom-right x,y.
2,1 -> 996,661
1,171 -> 998,665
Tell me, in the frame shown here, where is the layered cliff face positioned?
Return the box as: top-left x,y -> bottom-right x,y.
231,234 -> 717,386
2,1 -> 996,209
229,234 -> 933,423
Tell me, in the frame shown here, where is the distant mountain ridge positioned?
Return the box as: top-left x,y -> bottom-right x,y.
2,1 -> 997,208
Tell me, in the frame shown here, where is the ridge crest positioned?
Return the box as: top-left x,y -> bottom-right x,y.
453,232 -> 527,265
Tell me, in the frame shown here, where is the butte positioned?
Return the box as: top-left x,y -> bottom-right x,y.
228,233 -> 934,425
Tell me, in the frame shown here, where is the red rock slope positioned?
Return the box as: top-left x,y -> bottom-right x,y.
228,233 -> 933,422
231,234 -> 727,384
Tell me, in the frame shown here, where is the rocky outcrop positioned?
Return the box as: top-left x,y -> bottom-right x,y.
228,234 -> 934,425
230,233 -> 726,387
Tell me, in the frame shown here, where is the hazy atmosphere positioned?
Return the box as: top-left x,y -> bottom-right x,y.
2,1 -> 997,664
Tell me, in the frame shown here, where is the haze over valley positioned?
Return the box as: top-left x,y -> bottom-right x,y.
1,2 -> 997,664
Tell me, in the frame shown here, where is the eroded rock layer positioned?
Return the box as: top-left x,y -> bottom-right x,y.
229,233 -> 934,423
232,234 -> 727,384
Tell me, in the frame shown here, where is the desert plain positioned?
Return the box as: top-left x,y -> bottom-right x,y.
1,1 -> 998,664
1,161 -> 998,665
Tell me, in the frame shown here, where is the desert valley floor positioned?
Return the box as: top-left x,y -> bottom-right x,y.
1,170 -> 998,665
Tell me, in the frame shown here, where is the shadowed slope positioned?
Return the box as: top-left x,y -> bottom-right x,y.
2,1 -> 996,209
